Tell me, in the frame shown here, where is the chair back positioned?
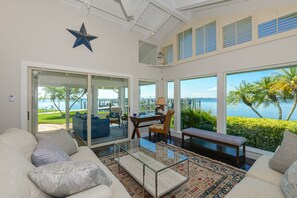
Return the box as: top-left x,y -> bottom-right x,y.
163,109 -> 175,133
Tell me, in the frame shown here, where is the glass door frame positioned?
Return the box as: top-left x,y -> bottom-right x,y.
24,63 -> 132,149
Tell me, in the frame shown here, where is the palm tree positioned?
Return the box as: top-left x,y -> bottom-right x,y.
272,67 -> 297,120
227,81 -> 263,118
254,77 -> 284,120
40,87 -> 87,116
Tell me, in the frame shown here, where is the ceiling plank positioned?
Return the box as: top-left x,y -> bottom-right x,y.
146,0 -> 191,22
124,1 -> 150,32
146,15 -> 171,39
175,0 -> 230,11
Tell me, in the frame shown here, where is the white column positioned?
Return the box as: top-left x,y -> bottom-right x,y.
65,86 -> 70,130
217,72 -> 226,134
92,86 -> 98,116
32,75 -> 39,134
174,79 -> 181,132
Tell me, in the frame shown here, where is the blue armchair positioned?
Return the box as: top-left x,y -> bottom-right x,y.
73,112 -> 110,140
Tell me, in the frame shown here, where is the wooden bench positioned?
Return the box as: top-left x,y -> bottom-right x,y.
182,128 -> 246,165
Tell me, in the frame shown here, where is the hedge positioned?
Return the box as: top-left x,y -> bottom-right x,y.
181,109 -> 297,152
226,116 -> 297,152
181,109 -> 216,131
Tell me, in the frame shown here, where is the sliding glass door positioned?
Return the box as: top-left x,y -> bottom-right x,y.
29,68 -> 129,147
90,75 -> 129,145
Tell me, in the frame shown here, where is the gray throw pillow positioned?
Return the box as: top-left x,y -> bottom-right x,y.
32,139 -> 70,167
36,129 -> 77,155
269,131 -> 297,173
281,160 -> 297,198
28,161 -> 113,197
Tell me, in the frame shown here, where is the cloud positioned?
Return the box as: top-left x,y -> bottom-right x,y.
208,86 -> 217,91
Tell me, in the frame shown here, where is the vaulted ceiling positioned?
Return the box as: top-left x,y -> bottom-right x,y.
59,0 -> 245,41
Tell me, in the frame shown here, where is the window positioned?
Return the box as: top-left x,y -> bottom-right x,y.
180,76 -> 217,131
226,66 -> 297,152
223,17 -> 252,48
162,44 -> 173,64
178,28 -> 192,60
258,11 -> 297,39
138,41 -> 157,65
196,21 -> 216,56
139,81 -> 156,115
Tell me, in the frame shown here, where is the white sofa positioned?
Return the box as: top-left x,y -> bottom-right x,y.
0,128 -> 131,198
226,154 -> 285,198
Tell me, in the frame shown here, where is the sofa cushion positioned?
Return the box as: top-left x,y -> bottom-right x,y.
281,160 -> 297,198
269,131 -> 297,173
225,177 -> 285,198
36,129 -> 77,155
0,128 -> 37,162
32,139 -> 71,167
0,142 -> 50,198
247,155 -> 283,186
28,161 -> 112,197
70,146 -> 131,198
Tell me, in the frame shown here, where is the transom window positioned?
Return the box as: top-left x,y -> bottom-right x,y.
178,28 -> 192,60
196,21 -> 216,56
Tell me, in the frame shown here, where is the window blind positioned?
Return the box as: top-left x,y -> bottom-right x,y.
258,11 -> 297,39
223,17 -> 252,48
258,19 -> 277,38
165,44 -> 173,64
196,21 -> 216,56
178,29 -> 192,60
278,11 -> 297,33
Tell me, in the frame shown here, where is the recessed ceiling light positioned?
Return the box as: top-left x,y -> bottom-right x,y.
151,32 -> 155,35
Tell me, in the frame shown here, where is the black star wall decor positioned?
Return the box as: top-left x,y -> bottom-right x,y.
67,23 -> 97,52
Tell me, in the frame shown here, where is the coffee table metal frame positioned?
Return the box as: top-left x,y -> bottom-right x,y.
114,139 -> 189,198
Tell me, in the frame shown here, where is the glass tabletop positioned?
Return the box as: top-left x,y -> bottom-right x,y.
115,138 -> 188,172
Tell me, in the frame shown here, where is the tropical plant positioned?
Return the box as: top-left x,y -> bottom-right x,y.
253,76 -> 287,120
40,87 -> 87,116
272,67 -> 297,120
227,81 -> 263,118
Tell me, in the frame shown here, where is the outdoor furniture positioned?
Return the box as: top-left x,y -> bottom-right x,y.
73,112 -> 110,140
129,114 -> 166,139
182,128 -> 246,165
108,107 -> 122,127
149,110 -> 175,142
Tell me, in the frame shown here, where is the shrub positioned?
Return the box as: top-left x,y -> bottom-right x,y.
181,109 -> 216,131
226,116 -> 297,152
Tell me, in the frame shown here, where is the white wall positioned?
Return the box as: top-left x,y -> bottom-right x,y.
0,0 -> 162,132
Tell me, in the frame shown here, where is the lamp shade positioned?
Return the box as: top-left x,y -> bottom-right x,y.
156,97 -> 166,105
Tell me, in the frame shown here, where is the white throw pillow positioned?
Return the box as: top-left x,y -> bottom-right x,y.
28,161 -> 113,197
32,139 -> 71,167
36,129 -> 77,155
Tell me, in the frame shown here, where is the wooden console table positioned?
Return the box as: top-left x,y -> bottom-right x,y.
130,115 -> 166,139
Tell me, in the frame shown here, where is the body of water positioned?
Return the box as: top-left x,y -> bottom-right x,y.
182,98 -> 297,120
38,98 -> 297,120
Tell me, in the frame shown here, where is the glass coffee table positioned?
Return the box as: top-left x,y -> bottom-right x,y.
114,138 -> 189,198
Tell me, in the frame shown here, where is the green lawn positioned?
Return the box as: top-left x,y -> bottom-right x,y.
38,111 -> 108,124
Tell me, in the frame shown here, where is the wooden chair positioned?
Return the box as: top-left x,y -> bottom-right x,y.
149,110 -> 175,142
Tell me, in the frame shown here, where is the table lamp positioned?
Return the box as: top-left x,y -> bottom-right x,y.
155,97 -> 166,115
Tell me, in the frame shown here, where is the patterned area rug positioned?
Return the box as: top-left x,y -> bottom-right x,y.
99,142 -> 245,198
